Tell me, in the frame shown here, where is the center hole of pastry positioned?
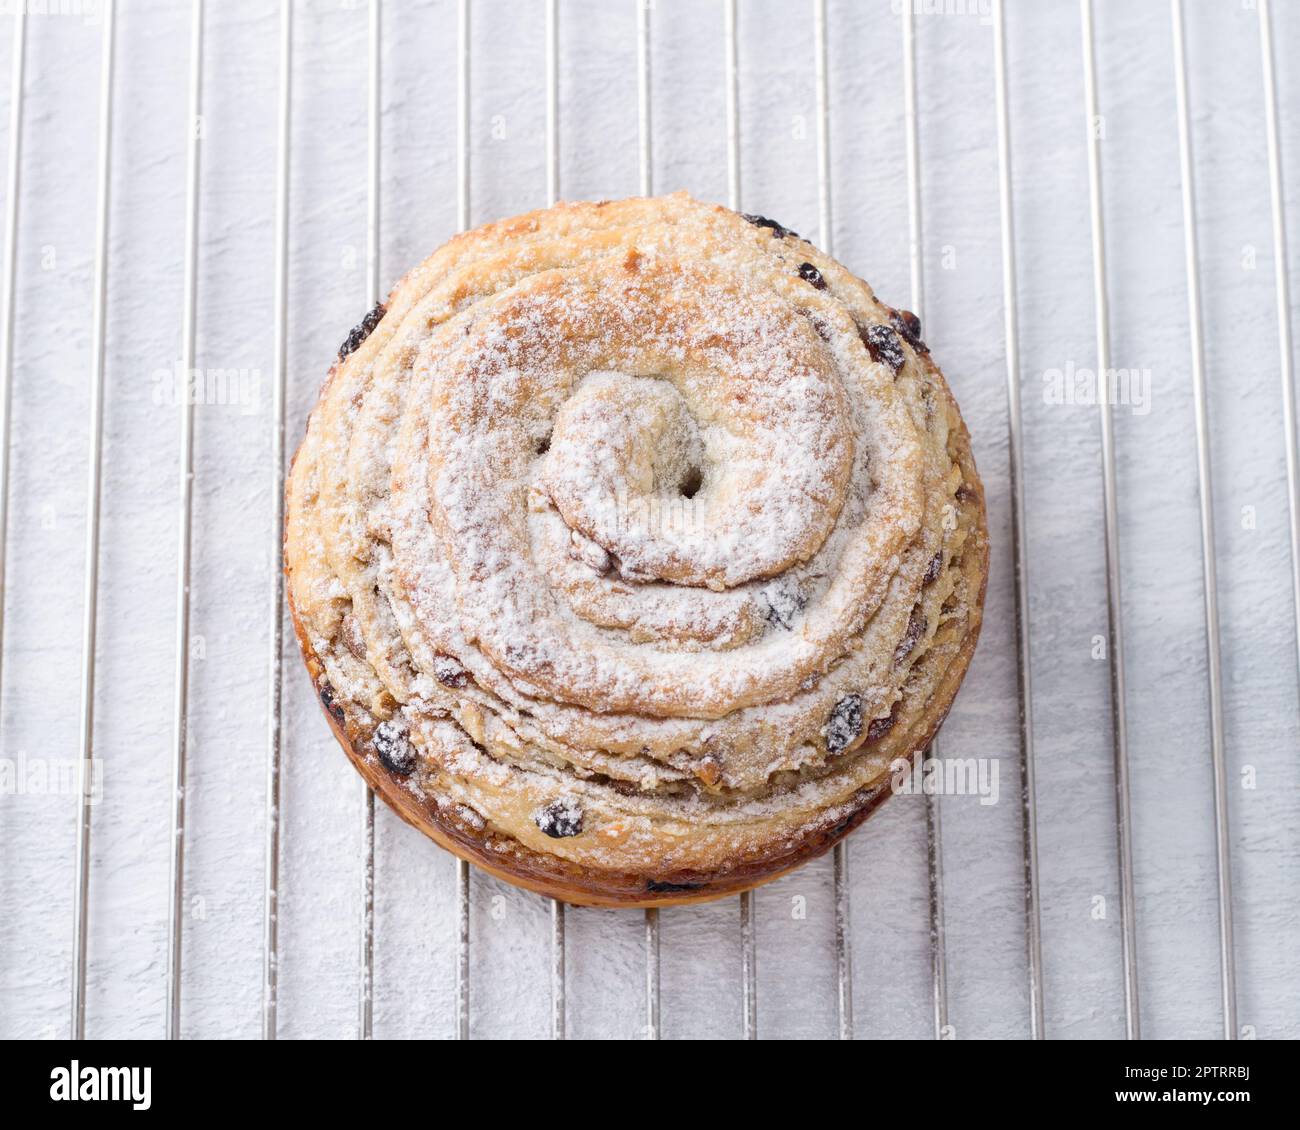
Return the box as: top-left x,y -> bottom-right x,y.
540,366 -> 849,590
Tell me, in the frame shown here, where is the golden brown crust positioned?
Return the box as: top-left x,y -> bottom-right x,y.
284,193 -> 989,907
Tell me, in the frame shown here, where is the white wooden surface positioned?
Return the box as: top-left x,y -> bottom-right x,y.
0,0 -> 1297,1040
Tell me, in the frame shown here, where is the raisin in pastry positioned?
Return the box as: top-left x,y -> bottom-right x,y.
284,193 -> 988,906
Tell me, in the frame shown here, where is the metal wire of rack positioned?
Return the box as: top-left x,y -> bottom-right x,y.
0,0 -> 1295,1040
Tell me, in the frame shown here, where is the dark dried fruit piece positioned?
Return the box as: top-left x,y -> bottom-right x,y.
535,797 -> 584,838
338,302 -> 387,361
741,212 -> 799,239
805,312 -> 833,341
374,719 -> 416,775
761,578 -> 807,631
894,607 -> 928,663
860,323 -> 906,374
895,308 -> 922,338
923,551 -> 943,585
798,262 -> 828,290
433,655 -> 468,688
318,682 -> 345,725
825,693 -> 864,754
866,710 -> 896,741
889,308 -> 929,354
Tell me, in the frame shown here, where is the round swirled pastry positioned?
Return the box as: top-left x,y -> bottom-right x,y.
285,193 -> 988,906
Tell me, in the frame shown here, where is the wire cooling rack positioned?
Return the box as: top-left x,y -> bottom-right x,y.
0,0 -> 1297,1040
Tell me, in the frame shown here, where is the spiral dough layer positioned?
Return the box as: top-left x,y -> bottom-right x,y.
285,193 -> 988,905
